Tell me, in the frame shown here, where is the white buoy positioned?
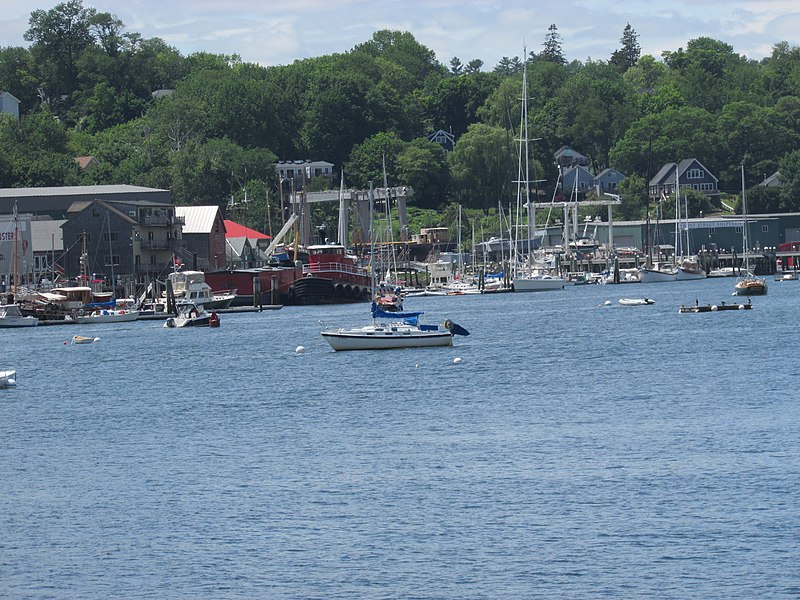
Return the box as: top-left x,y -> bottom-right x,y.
711,305 -> 718,311
738,304 -> 745,310
453,357 -> 462,364
295,345 -> 305,354
604,300 -> 612,306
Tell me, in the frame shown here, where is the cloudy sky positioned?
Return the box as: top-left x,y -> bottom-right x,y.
2,0 -> 798,68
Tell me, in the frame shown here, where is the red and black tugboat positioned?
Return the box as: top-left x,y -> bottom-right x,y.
289,244 -> 371,305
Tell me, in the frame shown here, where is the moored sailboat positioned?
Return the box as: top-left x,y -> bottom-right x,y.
510,51 -> 564,292
320,182 -> 469,351
733,164 -> 767,296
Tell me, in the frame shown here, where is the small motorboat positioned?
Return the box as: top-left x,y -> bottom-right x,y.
72,335 -> 100,344
619,298 -> 655,306
164,302 -> 212,328
0,370 -> 16,388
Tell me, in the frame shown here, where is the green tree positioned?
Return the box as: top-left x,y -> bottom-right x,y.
344,131 -> 406,189
0,46 -> 39,113
537,24 -> 566,65
396,138 -> 449,209
610,23 -> 641,72
24,0 -> 97,118
778,149 -> 800,211
447,123 -> 513,210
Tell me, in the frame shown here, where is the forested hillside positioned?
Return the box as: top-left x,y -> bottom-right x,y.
2,0 -> 800,234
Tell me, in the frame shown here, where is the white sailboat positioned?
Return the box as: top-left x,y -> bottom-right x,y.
511,49 -> 564,293
321,182 -> 469,351
733,164 -> 767,296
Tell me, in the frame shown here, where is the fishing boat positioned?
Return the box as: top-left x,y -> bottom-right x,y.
166,269 -> 236,309
0,370 -> 17,388
164,302 -> 213,328
374,288 -> 404,311
321,183 -> 469,351
0,303 -> 38,327
733,165 -> 767,296
619,298 -> 655,306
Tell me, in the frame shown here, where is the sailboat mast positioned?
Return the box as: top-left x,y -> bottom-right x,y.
674,165 -> 681,263
369,180 -> 376,296
741,164 -> 749,273
12,200 -> 19,299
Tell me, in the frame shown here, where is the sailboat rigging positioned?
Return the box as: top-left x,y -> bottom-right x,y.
733,163 -> 767,296
510,47 -> 564,292
321,182 -> 469,351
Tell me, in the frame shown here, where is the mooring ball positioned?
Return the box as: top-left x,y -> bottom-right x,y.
453,357 -> 462,364
295,345 -> 305,354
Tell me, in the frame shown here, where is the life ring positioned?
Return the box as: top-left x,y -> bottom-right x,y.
77,309 -> 85,316
444,319 -> 454,330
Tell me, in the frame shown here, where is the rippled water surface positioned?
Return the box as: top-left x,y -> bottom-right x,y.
2,277 -> 799,598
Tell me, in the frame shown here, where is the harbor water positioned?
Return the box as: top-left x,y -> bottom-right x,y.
1,277 -> 799,598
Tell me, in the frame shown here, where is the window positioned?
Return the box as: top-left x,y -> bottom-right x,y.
709,228 -> 716,235
150,255 -> 156,264
687,168 -> 703,179
735,226 -> 743,233
105,254 -> 120,266
762,225 -> 769,233
102,232 -> 118,242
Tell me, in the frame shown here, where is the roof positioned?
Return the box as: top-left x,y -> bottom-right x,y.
0,184 -> 169,198
74,156 -> 97,169
554,145 -> 587,159
760,171 -> 781,187
176,205 -> 221,234
223,220 -> 270,240
0,91 -> 20,103
596,167 -> 624,179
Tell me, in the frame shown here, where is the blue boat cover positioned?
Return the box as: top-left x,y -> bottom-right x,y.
371,302 -> 424,320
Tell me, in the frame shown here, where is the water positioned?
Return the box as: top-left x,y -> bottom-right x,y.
2,277 -> 799,598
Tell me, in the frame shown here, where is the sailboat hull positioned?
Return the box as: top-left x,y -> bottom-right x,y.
321,325 -> 453,351
733,278 -> 767,296
512,276 -> 565,292
639,267 -> 677,283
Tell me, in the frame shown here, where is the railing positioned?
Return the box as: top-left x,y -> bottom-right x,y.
303,261 -> 368,277
140,215 -> 185,227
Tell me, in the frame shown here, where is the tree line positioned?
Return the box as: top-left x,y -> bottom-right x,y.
2,0 -> 800,237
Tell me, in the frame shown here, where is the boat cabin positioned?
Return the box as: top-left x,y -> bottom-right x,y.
50,286 -> 93,310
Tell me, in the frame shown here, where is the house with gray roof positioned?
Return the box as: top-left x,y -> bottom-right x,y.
595,168 -> 625,195
561,165 -> 595,196
649,159 -> 719,203
554,146 -> 590,168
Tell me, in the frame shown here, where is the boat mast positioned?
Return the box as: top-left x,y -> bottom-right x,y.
369,180 -> 376,298
12,200 -> 19,300
106,211 -> 115,295
674,164 -> 681,264
741,163 -> 750,274
514,45 -> 530,277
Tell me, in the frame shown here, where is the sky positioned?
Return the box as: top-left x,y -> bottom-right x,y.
2,0 -> 799,68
